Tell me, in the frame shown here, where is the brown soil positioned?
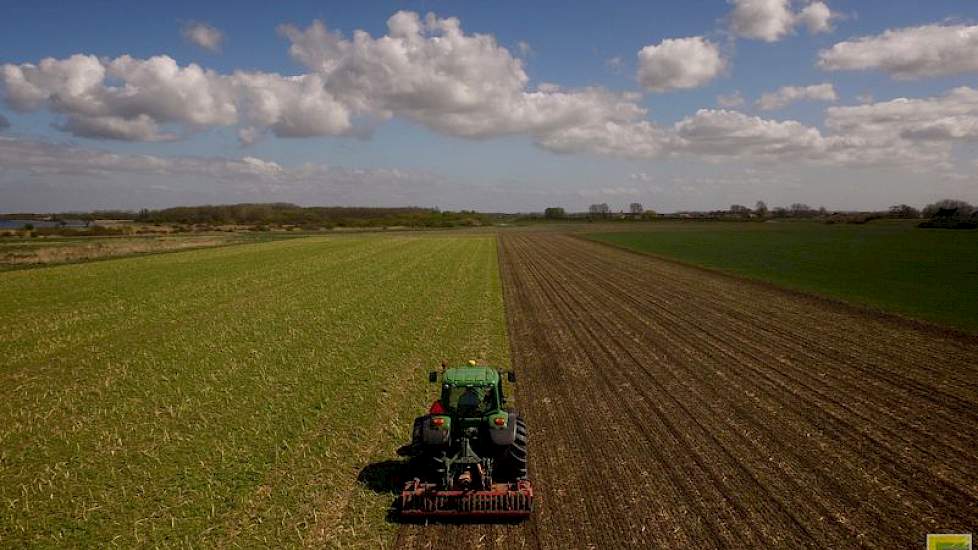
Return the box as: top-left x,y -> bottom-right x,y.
397,232 -> 978,549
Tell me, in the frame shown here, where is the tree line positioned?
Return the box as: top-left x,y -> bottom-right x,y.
538,198 -> 975,226
3,203 -> 492,229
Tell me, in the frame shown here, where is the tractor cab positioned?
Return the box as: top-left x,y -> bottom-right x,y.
446,384 -> 496,418
438,366 -> 503,417
427,363 -> 516,429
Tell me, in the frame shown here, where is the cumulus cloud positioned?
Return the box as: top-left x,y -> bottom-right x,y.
231,72 -> 351,138
756,83 -> 837,110
673,109 -> 828,159
637,37 -> 725,92
278,13 -> 649,141
826,87 -> 978,142
59,114 -> 175,141
729,0 -> 794,41
804,87 -> 978,168
818,23 -> 978,79
529,108 -> 828,163
535,100 -> 965,169
0,53 -> 355,141
0,12 -> 655,149
0,54 -> 240,140
182,22 -> 224,52
729,0 -> 835,42
796,2 -> 833,34
535,119 -> 672,159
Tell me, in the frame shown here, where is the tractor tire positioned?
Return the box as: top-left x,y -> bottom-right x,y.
411,416 -> 425,446
404,416 -> 432,482
497,417 -> 528,481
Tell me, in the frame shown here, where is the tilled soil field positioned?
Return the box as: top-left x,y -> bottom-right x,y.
397,233 -> 978,549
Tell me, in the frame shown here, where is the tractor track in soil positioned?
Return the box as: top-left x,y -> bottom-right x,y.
396,232 -> 978,549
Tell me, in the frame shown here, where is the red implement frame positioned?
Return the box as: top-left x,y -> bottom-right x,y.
399,479 -> 533,518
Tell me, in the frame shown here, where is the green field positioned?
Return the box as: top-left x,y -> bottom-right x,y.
0,235 -> 510,548
588,221 -> 978,332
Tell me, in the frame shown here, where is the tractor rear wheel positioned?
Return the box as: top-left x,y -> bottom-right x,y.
497,417 -> 528,480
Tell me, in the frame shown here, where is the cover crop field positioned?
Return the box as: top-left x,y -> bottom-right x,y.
588,221 -> 978,332
0,235 -> 510,548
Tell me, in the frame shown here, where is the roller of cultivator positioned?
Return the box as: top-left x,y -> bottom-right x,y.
396,361 -> 533,520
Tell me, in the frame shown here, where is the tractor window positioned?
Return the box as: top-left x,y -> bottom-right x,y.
446,386 -> 496,416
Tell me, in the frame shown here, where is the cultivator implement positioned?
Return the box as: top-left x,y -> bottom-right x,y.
399,479 -> 533,518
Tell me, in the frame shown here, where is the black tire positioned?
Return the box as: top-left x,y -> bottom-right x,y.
411,416 -> 425,445
496,417 -> 528,480
408,416 -> 440,482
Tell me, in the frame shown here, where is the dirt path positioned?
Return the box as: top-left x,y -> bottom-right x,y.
397,233 -> 978,549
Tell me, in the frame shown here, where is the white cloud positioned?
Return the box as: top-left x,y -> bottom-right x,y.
756,83 -> 837,110
1,54 -> 108,113
59,114 -> 175,141
729,0 -> 836,42
729,0 -> 795,41
535,98 -> 965,169
636,36 -> 725,92
0,54 -> 242,140
1,12 -> 648,149
826,87 -> 978,142
605,56 -> 624,73
818,23 -> 978,79
277,13 -> 648,142
797,2 -> 833,34
532,108 -> 831,163
231,72 -> 352,137
673,109 -> 827,159
535,120 -> 672,159
516,41 -> 533,57
278,13 -> 527,136
0,54 -> 356,141
814,88 -> 978,168
717,91 -> 746,108
182,22 -> 224,52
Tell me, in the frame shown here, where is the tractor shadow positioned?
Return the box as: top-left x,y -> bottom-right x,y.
357,460 -> 407,495
357,459 -> 410,524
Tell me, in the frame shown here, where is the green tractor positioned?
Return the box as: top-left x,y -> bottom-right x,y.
396,361 -> 532,519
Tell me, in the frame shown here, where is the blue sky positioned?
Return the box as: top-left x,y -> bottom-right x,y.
1,1 -> 977,212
